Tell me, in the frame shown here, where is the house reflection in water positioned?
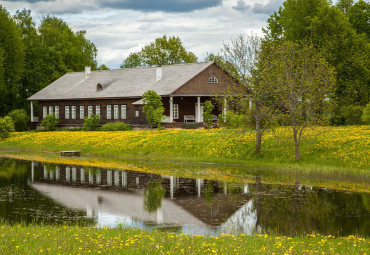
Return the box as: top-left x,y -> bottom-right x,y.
29,162 -> 256,235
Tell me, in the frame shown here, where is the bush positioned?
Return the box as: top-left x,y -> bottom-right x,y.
218,111 -> 251,129
343,105 -> 364,125
7,109 -> 29,131
83,114 -> 101,131
100,121 -> 133,131
361,103 -> 370,125
41,114 -> 59,131
0,116 -> 15,140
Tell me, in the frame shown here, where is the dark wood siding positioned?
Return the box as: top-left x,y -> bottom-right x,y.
172,63 -> 235,95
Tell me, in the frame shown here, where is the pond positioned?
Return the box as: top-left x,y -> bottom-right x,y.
0,158 -> 369,237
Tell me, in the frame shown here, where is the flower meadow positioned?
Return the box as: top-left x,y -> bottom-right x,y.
1,126 -> 369,169
0,224 -> 368,255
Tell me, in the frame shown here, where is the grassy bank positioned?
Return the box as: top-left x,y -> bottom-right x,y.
0,126 -> 368,170
0,224 -> 368,255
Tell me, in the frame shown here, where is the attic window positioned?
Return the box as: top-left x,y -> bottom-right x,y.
96,83 -> 102,91
208,76 -> 218,84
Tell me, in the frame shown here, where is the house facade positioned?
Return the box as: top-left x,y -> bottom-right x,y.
28,62 -> 235,128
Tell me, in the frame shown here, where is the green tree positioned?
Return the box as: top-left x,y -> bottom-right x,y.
7,109 -> 29,131
259,41 -> 336,159
143,179 -> 165,213
41,114 -> 59,131
121,35 -> 197,68
97,64 -> 110,70
120,52 -> 143,68
0,116 -> 15,139
202,100 -> 214,129
336,0 -> 354,14
83,114 -> 101,131
361,103 -> 370,125
142,90 -> 165,129
347,0 -> 370,38
0,6 -> 24,116
264,0 -> 370,123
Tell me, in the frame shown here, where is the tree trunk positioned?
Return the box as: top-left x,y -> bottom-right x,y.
255,108 -> 262,154
293,130 -> 301,159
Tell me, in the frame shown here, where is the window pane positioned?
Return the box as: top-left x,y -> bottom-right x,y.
49,106 -> 53,115
55,106 -> 59,119
72,106 -> 76,119
43,106 -> 47,118
173,104 -> 179,119
121,105 -> 126,119
88,106 -> 93,117
107,105 -> 111,119
96,105 -> 100,116
135,110 -> 139,117
114,105 -> 119,119
65,106 -> 70,119
80,106 -> 84,119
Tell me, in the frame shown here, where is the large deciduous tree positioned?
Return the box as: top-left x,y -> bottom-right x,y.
264,0 -> 370,124
121,35 -> 197,68
221,34 -> 278,154
259,41 -> 336,159
0,6 -> 24,116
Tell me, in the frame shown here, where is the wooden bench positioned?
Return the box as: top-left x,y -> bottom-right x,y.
60,151 -> 80,157
184,115 -> 196,123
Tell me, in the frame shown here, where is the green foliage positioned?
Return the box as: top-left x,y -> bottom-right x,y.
83,114 -> 101,131
41,114 -> 59,131
143,179 -> 165,212
361,103 -> 370,125
121,35 -> 197,68
7,109 -> 29,131
218,111 -> 250,129
0,116 -> 15,139
97,64 -> 110,70
343,105 -> 364,125
347,0 -> 370,38
100,121 -> 133,131
142,90 -> 165,129
202,100 -> 214,129
0,6 -> 25,116
264,0 -> 370,114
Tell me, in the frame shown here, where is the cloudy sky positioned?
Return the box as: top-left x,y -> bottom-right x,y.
1,0 -> 285,69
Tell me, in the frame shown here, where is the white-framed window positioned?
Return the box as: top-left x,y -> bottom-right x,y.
55,106 -> 59,119
208,76 -> 219,84
80,106 -> 84,119
65,106 -> 70,119
88,106 -> 93,117
71,106 -> 76,119
96,105 -> 100,117
121,105 -> 126,119
107,105 -> 112,119
114,105 -> 119,119
173,104 -> 179,119
49,106 -> 53,115
43,106 -> 47,118
135,110 -> 139,117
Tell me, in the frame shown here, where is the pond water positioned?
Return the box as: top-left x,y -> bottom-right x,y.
0,158 -> 369,236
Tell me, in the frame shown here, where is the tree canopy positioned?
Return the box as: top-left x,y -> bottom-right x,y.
121,35 -> 197,68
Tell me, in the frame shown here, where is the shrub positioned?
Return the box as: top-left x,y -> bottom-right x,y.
0,116 -> 15,140
41,114 -> 59,131
83,114 -> 101,131
142,90 -> 165,129
100,121 -> 133,131
7,109 -> 29,131
202,100 -> 214,129
343,105 -> 364,125
361,103 -> 370,125
218,111 -> 251,129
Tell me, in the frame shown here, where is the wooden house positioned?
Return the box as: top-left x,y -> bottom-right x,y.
28,61 -> 235,128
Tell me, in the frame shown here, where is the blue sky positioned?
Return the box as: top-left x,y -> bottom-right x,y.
2,0 -> 285,68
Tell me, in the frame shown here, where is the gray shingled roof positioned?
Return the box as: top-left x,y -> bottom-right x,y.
28,62 -> 214,101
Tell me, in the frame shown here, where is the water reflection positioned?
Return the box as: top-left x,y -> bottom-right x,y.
0,158 -> 369,236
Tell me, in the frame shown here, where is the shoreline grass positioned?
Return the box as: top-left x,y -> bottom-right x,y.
0,224 -> 368,254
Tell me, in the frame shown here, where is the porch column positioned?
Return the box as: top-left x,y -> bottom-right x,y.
169,97 -> 173,123
30,101 -> 34,122
197,96 -> 201,122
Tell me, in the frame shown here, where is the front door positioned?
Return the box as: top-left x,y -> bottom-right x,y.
195,103 -> 204,122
